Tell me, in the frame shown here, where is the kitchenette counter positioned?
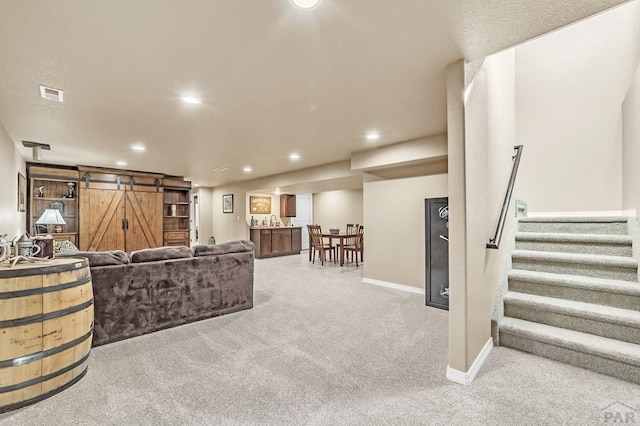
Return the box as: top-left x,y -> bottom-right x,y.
249,226 -> 302,258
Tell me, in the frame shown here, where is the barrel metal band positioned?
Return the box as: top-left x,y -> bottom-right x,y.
0,352 -> 90,394
0,276 -> 91,299
0,258 -> 88,279
0,368 -> 88,414
0,298 -> 93,328
0,329 -> 93,369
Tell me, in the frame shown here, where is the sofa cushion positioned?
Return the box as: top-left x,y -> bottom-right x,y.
131,246 -> 193,263
192,240 -> 255,257
58,250 -> 130,267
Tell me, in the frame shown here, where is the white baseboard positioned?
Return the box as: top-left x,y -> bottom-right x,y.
446,338 -> 493,385
528,209 -> 636,218
362,278 -> 425,295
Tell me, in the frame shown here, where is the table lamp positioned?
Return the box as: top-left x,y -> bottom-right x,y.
36,209 -> 66,234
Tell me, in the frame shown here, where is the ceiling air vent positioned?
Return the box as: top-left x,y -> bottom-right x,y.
39,85 -> 64,102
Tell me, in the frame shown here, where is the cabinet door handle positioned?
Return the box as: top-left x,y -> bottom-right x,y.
122,218 -> 129,230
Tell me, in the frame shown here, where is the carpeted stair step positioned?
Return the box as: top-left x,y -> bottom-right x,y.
499,317 -> 640,384
518,217 -> 628,235
512,250 -> 638,282
508,269 -> 640,310
504,292 -> 640,344
515,232 -> 632,257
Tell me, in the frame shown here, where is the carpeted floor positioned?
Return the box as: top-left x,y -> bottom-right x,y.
2,253 -> 639,425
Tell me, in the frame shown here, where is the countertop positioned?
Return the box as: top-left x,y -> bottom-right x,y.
249,226 -> 302,230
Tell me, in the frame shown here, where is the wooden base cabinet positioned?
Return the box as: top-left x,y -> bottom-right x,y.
250,227 -> 302,258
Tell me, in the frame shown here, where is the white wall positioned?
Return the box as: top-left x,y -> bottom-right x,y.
363,174 -> 447,289
312,189 -> 363,230
195,187 -> 213,244
514,1 -> 640,213
0,121 -> 26,238
623,64 -> 640,213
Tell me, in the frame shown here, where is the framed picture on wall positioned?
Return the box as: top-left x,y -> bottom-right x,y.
222,194 -> 234,213
249,196 -> 271,214
17,172 -> 26,212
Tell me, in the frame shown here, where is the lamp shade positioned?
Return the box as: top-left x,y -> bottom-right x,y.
36,209 -> 66,225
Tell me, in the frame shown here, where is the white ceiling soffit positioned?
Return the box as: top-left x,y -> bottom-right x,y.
0,0 -> 629,187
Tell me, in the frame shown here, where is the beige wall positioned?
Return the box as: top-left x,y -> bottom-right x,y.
313,189 -> 363,230
447,48 -> 517,375
623,64 -> 640,213
0,122 -> 26,238
514,1 -> 640,213
363,175 -> 446,289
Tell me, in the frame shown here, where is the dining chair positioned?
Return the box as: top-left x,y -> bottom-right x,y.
307,225 -> 335,265
343,225 -> 364,266
344,223 -> 359,261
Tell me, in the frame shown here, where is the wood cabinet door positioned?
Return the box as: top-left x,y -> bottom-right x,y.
79,188 -> 125,251
271,229 -> 292,254
260,230 -> 272,256
125,191 -> 163,252
291,228 -> 301,253
280,195 -> 296,217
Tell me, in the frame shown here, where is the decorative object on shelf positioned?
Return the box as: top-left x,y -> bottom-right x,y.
33,236 -> 54,258
36,208 -> 67,234
36,185 -> 45,198
17,172 -> 26,212
16,233 -> 41,257
170,204 -> 177,216
0,234 -> 10,262
250,195 -> 271,214
208,236 -> 216,245
49,201 -> 64,213
223,194 -> 234,213
65,182 -> 76,198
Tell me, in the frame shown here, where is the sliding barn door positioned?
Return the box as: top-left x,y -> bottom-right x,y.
79,187 -> 126,251
124,190 -> 163,252
78,167 -> 164,252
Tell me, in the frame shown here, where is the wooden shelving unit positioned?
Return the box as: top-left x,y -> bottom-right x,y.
163,178 -> 192,246
28,165 -> 80,245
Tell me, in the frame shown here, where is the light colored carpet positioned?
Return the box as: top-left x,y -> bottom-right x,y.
2,253 -> 640,425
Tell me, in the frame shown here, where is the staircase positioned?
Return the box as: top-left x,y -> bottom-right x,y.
498,216 -> 640,383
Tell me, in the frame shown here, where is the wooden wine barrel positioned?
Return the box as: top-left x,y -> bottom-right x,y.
0,257 -> 93,413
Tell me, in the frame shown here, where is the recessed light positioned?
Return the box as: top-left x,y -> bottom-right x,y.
213,166 -> 228,172
116,161 -> 127,167
131,144 -> 146,152
290,0 -> 321,9
181,96 -> 201,105
366,131 -> 380,142
289,153 -> 300,160
243,166 -> 252,173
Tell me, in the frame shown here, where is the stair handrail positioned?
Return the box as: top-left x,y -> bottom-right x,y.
487,145 -> 523,249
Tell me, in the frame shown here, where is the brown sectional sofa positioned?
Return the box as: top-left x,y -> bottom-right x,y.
60,241 -> 254,346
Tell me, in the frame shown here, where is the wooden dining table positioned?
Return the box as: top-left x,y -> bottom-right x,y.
320,232 -> 359,266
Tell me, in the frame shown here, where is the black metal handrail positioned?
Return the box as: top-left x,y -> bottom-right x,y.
487,145 -> 523,249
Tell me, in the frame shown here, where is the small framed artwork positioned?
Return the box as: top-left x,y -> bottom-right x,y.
17,172 -> 26,212
49,201 -> 64,214
222,194 -> 234,213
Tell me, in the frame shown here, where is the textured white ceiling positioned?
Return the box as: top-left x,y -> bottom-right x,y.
0,0 -> 629,186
